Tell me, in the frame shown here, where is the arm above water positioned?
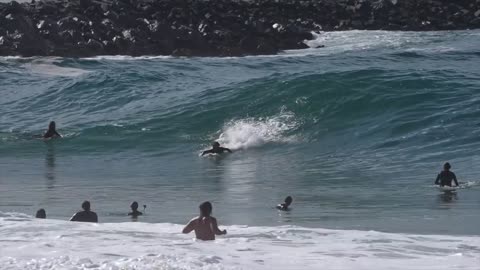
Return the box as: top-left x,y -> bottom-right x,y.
211,217 -> 227,235
452,173 -> 459,187
435,173 -> 440,185
201,150 -> 213,156
182,218 -> 197,234
54,131 -> 63,138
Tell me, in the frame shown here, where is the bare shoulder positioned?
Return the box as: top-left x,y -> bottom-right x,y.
189,216 -> 200,223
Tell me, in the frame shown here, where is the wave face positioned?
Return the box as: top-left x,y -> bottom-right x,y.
2,31 -> 480,156
1,30 -> 480,246
1,212 -> 480,270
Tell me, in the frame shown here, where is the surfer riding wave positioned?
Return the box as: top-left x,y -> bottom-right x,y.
201,142 -> 232,156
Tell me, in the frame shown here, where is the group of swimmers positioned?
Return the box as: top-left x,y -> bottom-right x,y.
38,122 -> 461,240
35,200 -> 143,222
34,197 -> 293,241
44,121 -> 462,188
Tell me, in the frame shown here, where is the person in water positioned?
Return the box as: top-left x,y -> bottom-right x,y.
35,208 -> 46,219
201,142 -> 232,156
43,121 -> 62,139
70,200 -> 98,223
435,162 -> 459,187
182,201 -> 227,241
277,196 -> 293,211
128,201 -> 143,218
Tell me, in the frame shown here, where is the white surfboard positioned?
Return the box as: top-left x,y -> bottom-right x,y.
437,186 -> 458,192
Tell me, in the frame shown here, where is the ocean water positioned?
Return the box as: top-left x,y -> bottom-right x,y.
1,30 -> 480,269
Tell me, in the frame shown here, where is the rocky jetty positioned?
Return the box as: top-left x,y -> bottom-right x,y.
1,0 -> 480,57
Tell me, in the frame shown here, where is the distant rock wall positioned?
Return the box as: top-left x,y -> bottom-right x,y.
0,0 -> 479,57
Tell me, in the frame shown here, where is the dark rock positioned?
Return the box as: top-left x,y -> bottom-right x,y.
86,38 -> 104,52
0,0 -> 479,57
172,48 -> 194,57
4,1 -> 24,15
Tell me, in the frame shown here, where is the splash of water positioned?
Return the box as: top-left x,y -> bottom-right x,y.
216,111 -> 300,150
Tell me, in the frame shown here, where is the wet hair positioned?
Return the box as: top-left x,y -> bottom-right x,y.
199,201 -> 212,217
82,200 -> 91,211
131,201 -> 139,210
284,196 -> 293,206
48,121 -> 56,130
444,162 -> 451,170
35,208 -> 46,219
212,142 -> 220,148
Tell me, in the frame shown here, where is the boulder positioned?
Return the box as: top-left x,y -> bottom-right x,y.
0,0 -> 479,57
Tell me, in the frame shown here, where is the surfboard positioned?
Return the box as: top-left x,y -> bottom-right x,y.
437,186 -> 458,192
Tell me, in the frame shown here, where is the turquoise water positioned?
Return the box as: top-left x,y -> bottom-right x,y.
1,30 -> 479,235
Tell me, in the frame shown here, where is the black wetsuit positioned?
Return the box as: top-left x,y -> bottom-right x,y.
202,147 -> 232,156
435,171 -> 458,187
276,203 -> 289,211
43,130 -> 61,139
70,210 -> 98,222
128,210 -> 143,218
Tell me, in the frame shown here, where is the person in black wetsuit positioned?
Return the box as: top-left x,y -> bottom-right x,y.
43,121 -> 62,139
276,196 -> 293,211
70,201 -> 98,223
435,162 -> 459,187
128,201 -> 143,218
201,142 -> 232,156
35,208 -> 46,219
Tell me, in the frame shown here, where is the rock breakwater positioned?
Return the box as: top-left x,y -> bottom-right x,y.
1,0 -> 479,57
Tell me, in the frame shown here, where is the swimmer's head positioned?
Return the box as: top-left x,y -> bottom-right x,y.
48,121 -> 56,130
82,200 -> 91,211
284,196 -> 293,206
131,201 -> 139,211
444,162 -> 451,171
35,208 -> 46,219
212,142 -> 220,149
199,201 -> 212,217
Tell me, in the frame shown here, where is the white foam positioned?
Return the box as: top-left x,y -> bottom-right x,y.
283,29 -> 480,58
215,111 -> 299,150
23,58 -> 90,77
2,30 -> 478,62
82,55 -> 173,60
1,212 -> 479,270
459,181 -> 480,189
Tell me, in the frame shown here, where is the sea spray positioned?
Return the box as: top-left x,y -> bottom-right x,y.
216,111 -> 300,150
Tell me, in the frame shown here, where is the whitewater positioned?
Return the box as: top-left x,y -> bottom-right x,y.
1,212 -> 479,270
1,30 -> 480,269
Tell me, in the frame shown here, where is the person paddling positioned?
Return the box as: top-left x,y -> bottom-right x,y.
276,196 -> 293,211
43,121 -> 62,139
201,142 -> 232,156
435,162 -> 459,187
